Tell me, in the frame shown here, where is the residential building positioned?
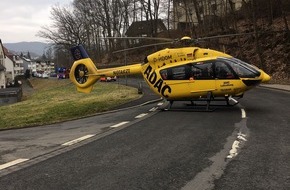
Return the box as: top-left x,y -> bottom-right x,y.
22,57 -> 37,76
3,47 -> 16,86
0,39 -> 6,88
125,19 -> 167,37
35,59 -> 55,75
173,0 -> 246,31
13,55 -> 24,76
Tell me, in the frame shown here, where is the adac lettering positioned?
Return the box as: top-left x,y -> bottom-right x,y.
153,55 -> 172,62
144,65 -> 171,98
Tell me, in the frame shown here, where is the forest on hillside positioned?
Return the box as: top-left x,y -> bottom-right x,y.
38,0 -> 290,82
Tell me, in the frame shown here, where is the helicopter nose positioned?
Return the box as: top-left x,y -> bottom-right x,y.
261,71 -> 271,83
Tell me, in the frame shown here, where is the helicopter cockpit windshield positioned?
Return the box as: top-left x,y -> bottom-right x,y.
221,57 -> 261,78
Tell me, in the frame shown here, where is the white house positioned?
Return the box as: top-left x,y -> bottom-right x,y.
3,47 -> 15,85
13,55 -> 24,76
0,39 -> 6,88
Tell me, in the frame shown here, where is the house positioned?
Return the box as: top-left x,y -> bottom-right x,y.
125,19 -> 167,37
3,45 -> 24,84
22,57 -> 36,77
3,47 -> 16,86
0,39 -> 6,88
173,0 -> 246,31
34,58 -> 55,77
13,54 -> 24,77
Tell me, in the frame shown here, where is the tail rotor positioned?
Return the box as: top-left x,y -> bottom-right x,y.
75,63 -> 89,84
69,45 -> 99,93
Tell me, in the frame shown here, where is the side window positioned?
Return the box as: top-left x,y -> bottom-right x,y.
215,61 -> 235,79
171,65 -> 189,79
190,62 -> 214,80
160,65 -> 191,80
160,69 -> 168,80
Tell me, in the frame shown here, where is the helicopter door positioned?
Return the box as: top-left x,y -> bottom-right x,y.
188,62 -> 216,95
159,62 -> 216,99
214,60 -> 240,96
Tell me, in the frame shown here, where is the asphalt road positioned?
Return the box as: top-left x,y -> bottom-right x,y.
0,80 -> 289,190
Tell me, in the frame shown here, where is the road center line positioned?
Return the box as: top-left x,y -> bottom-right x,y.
241,108 -> 246,118
0,158 -> 29,170
149,107 -> 158,112
62,134 -> 96,146
135,113 -> 148,118
110,121 -> 129,128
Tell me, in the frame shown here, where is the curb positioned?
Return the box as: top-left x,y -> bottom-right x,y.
259,84 -> 290,92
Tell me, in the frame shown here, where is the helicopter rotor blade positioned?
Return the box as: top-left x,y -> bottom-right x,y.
98,36 -> 173,42
112,41 -> 174,54
196,32 -> 257,41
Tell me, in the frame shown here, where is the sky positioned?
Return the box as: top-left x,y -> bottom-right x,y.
0,0 -> 72,43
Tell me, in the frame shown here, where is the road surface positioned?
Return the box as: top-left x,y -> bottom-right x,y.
0,79 -> 289,190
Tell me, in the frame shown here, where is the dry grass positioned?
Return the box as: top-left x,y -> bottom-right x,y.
0,78 -> 141,130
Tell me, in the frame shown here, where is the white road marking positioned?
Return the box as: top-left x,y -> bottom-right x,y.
62,134 -> 96,146
237,132 -> 246,137
149,107 -> 158,112
227,140 -> 240,159
237,135 -> 247,141
110,121 -> 129,128
241,108 -> 246,118
229,96 -> 238,104
227,109 -> 248,159
0,158 -> 29,170
157,102 -> 163,106
135,113 -> 148,118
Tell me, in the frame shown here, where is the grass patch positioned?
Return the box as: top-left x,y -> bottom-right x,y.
0,78 -> 141,130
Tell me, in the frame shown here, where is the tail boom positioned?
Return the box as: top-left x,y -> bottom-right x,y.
69,45 -> 143,93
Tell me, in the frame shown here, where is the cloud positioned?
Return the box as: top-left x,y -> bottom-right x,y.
0,0 -> 71,43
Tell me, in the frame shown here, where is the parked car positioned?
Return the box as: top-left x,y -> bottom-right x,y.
57,67 -> 70,79
100,76 -> 117,82
41,72 -> 49,78
50,72 -> 57,77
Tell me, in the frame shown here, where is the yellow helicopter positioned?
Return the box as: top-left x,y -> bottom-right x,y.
69,36 -> 271,110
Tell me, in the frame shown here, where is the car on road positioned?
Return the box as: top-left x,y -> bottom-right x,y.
100,76 -> 117,82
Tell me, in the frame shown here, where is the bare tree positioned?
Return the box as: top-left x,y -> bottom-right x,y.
37,5 -> 84,47
250,0 -> 265,70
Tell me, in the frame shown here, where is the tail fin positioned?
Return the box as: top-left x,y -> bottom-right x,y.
71,44 -> 90,61
69,45 -> 99,93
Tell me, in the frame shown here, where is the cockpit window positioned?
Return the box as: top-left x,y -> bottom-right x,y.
215,61 -> 236,79
160,62 -> 214,80
221,58 -> 261,78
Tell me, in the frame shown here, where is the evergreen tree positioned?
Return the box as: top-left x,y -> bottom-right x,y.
27,51 -> 31,59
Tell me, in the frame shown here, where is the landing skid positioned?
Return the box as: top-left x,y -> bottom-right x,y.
161,93 -> 240,112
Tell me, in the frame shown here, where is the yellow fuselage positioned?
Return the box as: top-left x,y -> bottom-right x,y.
70,47 -> 270,97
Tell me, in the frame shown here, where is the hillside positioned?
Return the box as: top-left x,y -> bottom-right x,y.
3,41 -> 51,57
103,16 -> 290,84
220,16 -> 290,84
